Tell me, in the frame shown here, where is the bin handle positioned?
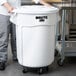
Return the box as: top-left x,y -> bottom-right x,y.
10,9 -> 17,25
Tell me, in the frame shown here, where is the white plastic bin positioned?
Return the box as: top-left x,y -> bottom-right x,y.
10,5 -> 60,69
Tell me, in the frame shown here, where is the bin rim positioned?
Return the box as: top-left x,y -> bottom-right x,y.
12,5 -> 59,14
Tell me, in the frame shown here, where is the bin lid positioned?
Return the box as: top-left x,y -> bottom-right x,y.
13,5 -> 59,14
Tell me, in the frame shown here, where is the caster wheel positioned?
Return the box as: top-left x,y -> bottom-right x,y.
57,59 -> 64,66
43,66 -> 49,72
46,66 -> 49,72
55,49 -> 58,57
37,68 -> 43,74
22,67 -> 28,73
0,62 -> 6,71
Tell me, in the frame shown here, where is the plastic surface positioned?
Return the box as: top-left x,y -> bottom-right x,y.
10,5 -> 60,67
12,5 -> 59,14
10,6 -> 60,26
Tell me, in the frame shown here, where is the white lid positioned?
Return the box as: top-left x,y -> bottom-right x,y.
13,5 -> 59,14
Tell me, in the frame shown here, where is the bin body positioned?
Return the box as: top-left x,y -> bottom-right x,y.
10,5 -> 60,67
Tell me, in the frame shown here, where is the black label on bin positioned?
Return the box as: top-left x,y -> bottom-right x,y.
35,16 -> 48,22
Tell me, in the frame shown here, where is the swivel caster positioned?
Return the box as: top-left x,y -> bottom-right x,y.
55,49 -> 58,57
37,68 -> 43,75
22,67 -> 28,73
57,59 -> 64,66
43,66 -> 49,72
